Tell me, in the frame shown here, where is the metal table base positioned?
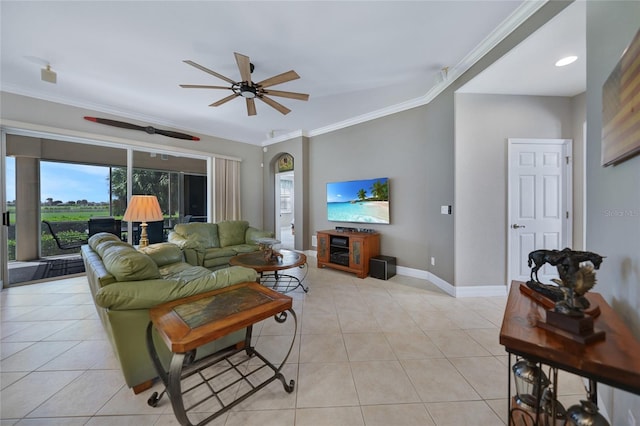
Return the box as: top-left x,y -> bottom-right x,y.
146,310 -> 297,426
259,264 -> 308,293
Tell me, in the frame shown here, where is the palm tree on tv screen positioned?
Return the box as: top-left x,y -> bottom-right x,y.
370,180 -> 388,201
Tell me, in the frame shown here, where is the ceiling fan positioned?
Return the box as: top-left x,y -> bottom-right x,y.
180,52 -> 309,116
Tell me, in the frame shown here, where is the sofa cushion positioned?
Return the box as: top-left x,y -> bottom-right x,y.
94,266 -> 258,310
217,220 -> 249,247
232,244 -> 260,254
204,257 -> 234,269
172,223 -> 219,249
100,242 -> 161,282
88,232 -> 121,250
203,247 -> 238,260
139,243 -> 183,266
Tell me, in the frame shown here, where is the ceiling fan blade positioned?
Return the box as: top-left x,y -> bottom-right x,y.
183,60 -> 237,85
84,117 -> 200,141
256,70 -> 300,88
246,98 -> 257,116
259,96 -> 291,115
234,52 -> 253,84
210,93 -> 238,107
180,84 -> 231,90
262,89 -> 309,101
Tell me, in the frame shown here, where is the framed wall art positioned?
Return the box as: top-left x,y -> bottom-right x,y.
601,28 -> 640,167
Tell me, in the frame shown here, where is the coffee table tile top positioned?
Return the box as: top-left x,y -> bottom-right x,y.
173,286 -> 273,329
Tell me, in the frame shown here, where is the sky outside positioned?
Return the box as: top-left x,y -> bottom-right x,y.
5,159 -> 110,203
326,177 -> 388,203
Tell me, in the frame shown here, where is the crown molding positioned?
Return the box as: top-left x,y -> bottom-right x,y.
261,0 -> 547,146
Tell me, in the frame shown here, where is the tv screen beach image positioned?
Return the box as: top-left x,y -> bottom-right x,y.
327,178 -> 389,224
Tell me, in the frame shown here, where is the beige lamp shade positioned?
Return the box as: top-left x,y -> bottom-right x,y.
123,195 -> 163,247
122,195 -> 164,223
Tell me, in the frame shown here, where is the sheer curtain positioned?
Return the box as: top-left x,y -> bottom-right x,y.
214,158 -> 241,221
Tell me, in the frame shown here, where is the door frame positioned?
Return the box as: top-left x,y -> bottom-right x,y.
274,170 -> 294,248
1,129 -> 7,289
507,138 -> 573,284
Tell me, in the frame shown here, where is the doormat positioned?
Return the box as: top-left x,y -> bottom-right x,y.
44,257 -> 86,278
9,257 -> 85,284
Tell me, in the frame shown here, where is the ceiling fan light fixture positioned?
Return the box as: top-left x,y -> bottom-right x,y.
555,55 -> 578,67
240,84 -> 257,98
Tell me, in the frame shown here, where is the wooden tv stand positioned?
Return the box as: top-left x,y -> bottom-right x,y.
316,229 -> 380,278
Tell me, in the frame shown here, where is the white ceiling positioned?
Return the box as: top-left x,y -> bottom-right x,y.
459,0 -> 585,96
0,1 -> 585,146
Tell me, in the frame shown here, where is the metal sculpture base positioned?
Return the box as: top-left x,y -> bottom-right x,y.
146,311 -> 297,426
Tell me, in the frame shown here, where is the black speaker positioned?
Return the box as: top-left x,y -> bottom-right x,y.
369,255 -> 396,280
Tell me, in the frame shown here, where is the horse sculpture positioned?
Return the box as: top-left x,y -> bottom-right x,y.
527,248 -> 604,283
527,247 -> 605,313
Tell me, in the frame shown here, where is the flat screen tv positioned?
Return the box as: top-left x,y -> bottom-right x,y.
327,177 -> 390,224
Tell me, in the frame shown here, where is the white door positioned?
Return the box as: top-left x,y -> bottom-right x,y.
508,139 -> 572,284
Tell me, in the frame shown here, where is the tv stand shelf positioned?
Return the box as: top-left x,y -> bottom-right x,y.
316,230 -> 380,278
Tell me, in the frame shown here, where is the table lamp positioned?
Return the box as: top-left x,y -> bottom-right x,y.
122,195 -> 164,248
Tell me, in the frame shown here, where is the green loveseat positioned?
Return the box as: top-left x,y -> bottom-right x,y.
81,232 -> 258,393
167,220 -> 274,270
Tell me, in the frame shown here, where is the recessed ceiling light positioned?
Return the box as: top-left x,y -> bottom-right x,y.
555,56 -> 578,67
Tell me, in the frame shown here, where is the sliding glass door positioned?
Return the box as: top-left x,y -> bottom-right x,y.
1,131 -> 210,287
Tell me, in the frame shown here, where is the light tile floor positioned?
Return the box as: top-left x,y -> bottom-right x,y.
1,261 -> 588,425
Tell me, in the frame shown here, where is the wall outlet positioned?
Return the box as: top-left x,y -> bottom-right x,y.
312,235 -> 317,247
430,257 -> 435,266
629,409 -> 636,426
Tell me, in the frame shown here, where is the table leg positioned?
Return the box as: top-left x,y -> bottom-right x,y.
167,353 -> 190,426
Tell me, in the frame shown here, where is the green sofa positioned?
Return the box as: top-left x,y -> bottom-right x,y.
167,220 -> 274,270
81,232 -> 258,393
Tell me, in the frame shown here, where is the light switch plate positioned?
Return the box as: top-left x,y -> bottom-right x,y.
441,205 -> 451,214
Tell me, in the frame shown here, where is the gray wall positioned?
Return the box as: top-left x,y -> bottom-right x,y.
585,1 -> 640,422
307,105 -> 456,280
1,92 -> 265,227
454,93 -> 578,286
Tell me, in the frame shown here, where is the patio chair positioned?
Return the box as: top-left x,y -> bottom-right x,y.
42,220 -> 87,277
42,220 -> 88,251
88,217 -> 122,239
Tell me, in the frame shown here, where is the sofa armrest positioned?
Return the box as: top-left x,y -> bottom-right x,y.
245,227 -> 275,244
167,231 -> 193,249
182,248 -> 203,266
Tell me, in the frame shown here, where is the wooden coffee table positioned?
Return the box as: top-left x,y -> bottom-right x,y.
230,249 -> 308,293
146,282 -> 297,426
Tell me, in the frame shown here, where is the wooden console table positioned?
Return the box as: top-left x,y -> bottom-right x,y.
500,281 -> 640,424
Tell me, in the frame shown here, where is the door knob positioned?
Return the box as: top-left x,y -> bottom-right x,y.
511,224 -> 526,229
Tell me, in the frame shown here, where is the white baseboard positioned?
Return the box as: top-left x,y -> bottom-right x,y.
307,251 -> 507,298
